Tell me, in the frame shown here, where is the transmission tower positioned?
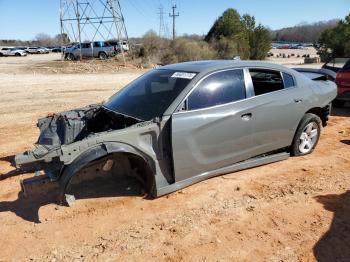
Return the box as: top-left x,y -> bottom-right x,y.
157,5 -> 166,38
59,0 -> 129,63
169,4 -> 179,40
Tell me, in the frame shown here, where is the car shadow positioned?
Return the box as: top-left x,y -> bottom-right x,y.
331,102 -> 350,117
313,191 -> 350,261
0,174 -> 146,223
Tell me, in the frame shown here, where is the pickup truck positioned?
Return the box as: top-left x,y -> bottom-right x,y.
64,41 -> 115,60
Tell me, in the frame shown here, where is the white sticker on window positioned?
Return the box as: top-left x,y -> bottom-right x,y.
171,72 -> 196,79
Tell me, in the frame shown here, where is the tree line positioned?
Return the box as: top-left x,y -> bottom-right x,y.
137,8 -> 271,66
0,33 -> 70,47
271,20 -> 338,43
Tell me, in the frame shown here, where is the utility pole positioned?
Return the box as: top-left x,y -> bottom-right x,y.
157,5 -> 166,38
169,4 -> 179,40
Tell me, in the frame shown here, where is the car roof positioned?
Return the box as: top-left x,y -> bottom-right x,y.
160,60 -> 294,75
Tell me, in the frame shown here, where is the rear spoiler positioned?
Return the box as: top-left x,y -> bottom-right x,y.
293,68 -> 336,81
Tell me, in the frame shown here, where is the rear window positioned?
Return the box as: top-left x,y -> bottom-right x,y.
249,69 -> 284,96
282,73 -> 295,88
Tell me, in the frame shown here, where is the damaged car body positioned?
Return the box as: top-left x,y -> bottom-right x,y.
15,61 -> 337,205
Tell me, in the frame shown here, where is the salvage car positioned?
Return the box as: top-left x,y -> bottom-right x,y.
15,61 -> 337,205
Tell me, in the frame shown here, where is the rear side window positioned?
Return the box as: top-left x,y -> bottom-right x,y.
81,43 -> 90,48
188,69 -> 246,110
249,69 -> 284,96
282,72 -> 295,88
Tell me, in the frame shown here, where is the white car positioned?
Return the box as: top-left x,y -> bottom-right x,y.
39,47 -> 50,54
0,48 -> 27,57
25,47 -> 42,54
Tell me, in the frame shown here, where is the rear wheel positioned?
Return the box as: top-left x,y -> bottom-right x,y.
65,53 -> 75,61
291,113 -> 321,156
15,53 -> 21,57
99,52 -> 107,60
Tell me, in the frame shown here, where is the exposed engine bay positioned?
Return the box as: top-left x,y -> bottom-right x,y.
37,104 -> 140,148
15,105 -> 141,166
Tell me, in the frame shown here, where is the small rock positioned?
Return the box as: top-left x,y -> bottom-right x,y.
246,206 -> 255,212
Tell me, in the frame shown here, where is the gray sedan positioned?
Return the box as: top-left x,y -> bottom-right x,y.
15,60 -> 337,205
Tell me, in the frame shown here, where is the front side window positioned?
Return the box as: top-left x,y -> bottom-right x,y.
187,69 -> 246,110
249,69 -> 284,96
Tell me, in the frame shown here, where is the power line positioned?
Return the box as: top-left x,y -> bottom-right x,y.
169,4 -> 179,40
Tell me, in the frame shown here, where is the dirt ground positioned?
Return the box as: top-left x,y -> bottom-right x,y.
0,54 -> 349,262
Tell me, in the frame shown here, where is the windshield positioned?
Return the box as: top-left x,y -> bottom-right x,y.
104,69 -> 196,121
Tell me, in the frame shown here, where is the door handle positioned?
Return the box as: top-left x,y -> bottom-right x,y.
294,99 -> 303,103
241,113 -> 252,121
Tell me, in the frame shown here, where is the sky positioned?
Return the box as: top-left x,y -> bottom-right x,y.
0,0 -> 349,40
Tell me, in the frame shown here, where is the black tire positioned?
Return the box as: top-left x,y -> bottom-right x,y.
15,53 -> 21,57
99,52 -> 107,60
65,53 -> 75,61
0,53 -> 3,57
291,113 -> 321,156
332,99 -> 345,108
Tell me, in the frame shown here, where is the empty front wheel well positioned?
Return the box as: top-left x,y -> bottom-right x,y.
59,151 -> 156,205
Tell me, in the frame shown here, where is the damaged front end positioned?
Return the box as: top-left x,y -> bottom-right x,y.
15,104 -> 142,199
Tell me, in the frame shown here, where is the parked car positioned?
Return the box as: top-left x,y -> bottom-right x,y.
25,47 -> 41,54
322,58 -> 349,73
64,41 -> 115,60
322,58 -> 350,107
39,47 -> 50,54
52,46 -> 64,53
15,61 -> 336,205
0,47 -> 27,57
334,59 -> 350,107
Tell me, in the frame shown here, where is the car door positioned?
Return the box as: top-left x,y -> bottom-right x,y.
246,68 -> 310,156
92,42 -> 101,57
171,68 -> 255,182
81,43 -> 92,57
